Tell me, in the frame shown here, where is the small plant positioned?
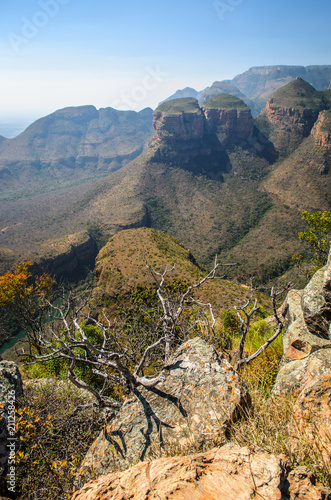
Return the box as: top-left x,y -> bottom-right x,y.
15,379 -> 103,499
298,210 -> 331,272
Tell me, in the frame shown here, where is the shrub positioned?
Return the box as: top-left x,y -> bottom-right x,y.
15,379 -> 103,499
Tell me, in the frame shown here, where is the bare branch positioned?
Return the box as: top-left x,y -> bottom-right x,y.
235,282 -> 292,370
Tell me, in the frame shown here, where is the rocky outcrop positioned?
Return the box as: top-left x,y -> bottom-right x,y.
273,250 -> 331,395
153,95 -> 254,145
301,266 -> 331,338
150,94 -> 270,174
311,110 -> 331,150
202,106 -> 254,143
289,374 -> 331,463
273,348 -> 331,396
263,78 -> 327,156
37,231 -> 98,279
78,338 -> 250,484
0,361 -> 23,498
323,250 -> 331,303
72,443 -> 331,500
266,102 -> 320,137
153,99 -> 204,143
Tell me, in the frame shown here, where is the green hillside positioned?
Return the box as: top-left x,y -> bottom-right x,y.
268,78 -> 327,110
156,98 -> 201,114
93,227 -> 251,312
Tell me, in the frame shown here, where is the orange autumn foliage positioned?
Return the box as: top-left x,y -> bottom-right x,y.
0,261 -> 54,309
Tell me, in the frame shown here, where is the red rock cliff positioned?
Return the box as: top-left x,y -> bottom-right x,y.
311,110 -> 331,150
203,107 -> 253,141
266,99 -> 320,137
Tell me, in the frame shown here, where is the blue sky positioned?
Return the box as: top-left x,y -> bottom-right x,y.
0,0 -> 330,131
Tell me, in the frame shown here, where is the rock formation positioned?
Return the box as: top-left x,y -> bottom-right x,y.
72,443 -> 331,500
150,94 -> 270,175
289,374 -> 331,463
273,251 -> 331,395
311,110 -> 331,150
273,250 -> 331,461
78,338 -> 250,484
153,99 -> 205,143
202,94 -> 254,142
37,231 -> 98,279
264,78 -> 327,155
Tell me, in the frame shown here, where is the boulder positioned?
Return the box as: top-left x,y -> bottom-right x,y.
322,249 -> 331,304
72,443 -> 331,500
78,338 -> 250,483
273,257 -> 331,396
280,289 -> 330,366
0,361 -> 23,498
289,374 -> 331,462
273,348 -> 331,396
301,267 -> 331,339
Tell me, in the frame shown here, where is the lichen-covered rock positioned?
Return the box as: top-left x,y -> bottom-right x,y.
322,249 -> 331,304
273,257 -> 331,396
0,361 -> 23,498
289,375 -> 331,463
286,466 -> 331,500
72,443 -> 331,500
280,289 -> 330,366
0,361 -> 23,407
273,348 -> 331,396
78,338 -> 250,483
301,266 -> 331,339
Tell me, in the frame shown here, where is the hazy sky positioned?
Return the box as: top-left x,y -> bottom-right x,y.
0,0 -> 330,127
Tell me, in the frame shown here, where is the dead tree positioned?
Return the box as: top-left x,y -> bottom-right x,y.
234,283 -> 292,371
145,256 -> 235,359
22,258 -> 228,410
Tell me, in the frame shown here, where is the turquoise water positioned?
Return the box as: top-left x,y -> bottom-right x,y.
0,331 -> 26,355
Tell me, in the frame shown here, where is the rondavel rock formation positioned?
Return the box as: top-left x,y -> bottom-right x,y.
150,94 -> 273,177
263,77 -> 331,156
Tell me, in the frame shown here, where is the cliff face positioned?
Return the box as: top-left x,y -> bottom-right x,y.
153,95 -> 254,144
311,110 -> 331,150
150,95 -> 264,174
203,107 -> 253,141
37,232 -> 98,279
266,100 -> 321,138
153,102 -> 204,143
260,78 -> 329,156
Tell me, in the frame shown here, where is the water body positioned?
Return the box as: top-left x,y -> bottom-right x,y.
0,331 -> 26,355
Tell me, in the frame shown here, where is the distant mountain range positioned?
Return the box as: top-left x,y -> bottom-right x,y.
161,65 -> 331,115
1,73 -> 330,288
0,65 -> 331,287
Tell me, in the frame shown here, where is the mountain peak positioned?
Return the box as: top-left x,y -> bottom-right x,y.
268,77 -> 324,109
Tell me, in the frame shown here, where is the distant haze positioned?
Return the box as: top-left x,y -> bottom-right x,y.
1,0 -> 330,134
